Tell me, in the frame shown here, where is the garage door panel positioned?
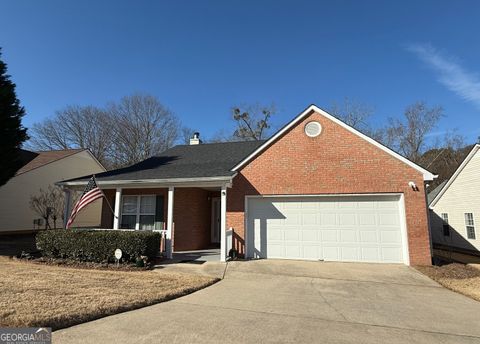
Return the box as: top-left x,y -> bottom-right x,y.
341,247 -> 359,261
361,247 -> 381,261
268,244 -> 284,258
340,230 -> 357,242
321,229 -> 339,242
282,201 -> 301,209
338,214 -> 356,225
301,230 -> 318,242
284,229 -> 301,241
301,213 -> 318,225
267,229 -> 283,240
248,196 -> 405,263
301,201 -> 318,210
284,214 -> 301,225
303,245 -> 322,260
358,201 -> 375,209
323,247 -> 340,260
377,201 -> 397,209
284,245 -> 302,258
378,213 -> 399,225
359,213 -> 376,225
360,230 -> 378,243
337,201 -> 356,208
381,247 -> 403,262
321,213 -> 336,225
380,230 -> 401,243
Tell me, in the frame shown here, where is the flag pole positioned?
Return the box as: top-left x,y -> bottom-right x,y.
94,175 -> 118,219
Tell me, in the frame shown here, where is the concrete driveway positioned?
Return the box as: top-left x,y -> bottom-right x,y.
54,260 -> 480,344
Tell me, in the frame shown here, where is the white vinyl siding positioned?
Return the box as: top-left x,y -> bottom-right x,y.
246,195 -> 407,264
430,148 -> 480,250
0,150 -> 105,232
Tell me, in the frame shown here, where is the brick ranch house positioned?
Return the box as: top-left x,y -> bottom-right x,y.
58,105 -> 436,265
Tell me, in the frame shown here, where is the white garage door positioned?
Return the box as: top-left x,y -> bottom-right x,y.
246,195 -> 407,264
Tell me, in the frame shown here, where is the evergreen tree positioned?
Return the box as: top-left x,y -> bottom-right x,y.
0,48 -> 28,186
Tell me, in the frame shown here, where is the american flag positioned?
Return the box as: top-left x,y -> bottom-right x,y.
66,176 -> 104,229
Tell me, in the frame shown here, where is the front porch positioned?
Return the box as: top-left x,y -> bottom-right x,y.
173,249 -> 221,262
63,181 -> 230,262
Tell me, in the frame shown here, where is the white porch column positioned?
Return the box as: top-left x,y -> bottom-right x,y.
113,187 -> 122,229
220,184 -> 227,262
63,189 -> 72,229
166,186 -> 174,259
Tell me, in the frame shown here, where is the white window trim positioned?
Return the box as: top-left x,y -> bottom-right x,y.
465,212 -> 476,239
120,195 -> 156,230
441,213 -> 450,236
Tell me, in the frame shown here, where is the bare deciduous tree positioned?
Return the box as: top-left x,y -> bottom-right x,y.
29,186 -> 65,229
379,101 -> 443,163
329,98 -> 385,141
27,105 -> 113,167
419,130 -> 469,188
329,98 -> 374,131
28,94 -> 181,169
208,128 -> 237,143
232,104 -> 276,141
108,94 -> 180,167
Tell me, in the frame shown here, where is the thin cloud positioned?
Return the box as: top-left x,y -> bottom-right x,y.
407,43 -> 480,109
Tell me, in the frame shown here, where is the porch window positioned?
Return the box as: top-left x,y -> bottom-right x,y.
120,195 -> 158,230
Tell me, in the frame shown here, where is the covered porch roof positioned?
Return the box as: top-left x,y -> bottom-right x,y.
57,140 -> 265,189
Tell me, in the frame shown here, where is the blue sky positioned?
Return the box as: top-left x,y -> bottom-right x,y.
1,0 -> 480,143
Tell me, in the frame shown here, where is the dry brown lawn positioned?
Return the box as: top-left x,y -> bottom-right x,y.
0,257 -> 218,330
416,263 -> 480,302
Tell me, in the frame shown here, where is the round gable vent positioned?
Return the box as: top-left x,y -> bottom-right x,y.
304,121 -> 322,137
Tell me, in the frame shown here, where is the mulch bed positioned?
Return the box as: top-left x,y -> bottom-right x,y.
415,263 -> 480,302
13,256 -> 155,271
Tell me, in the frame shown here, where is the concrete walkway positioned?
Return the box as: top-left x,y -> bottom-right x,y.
54,260 -> 480,343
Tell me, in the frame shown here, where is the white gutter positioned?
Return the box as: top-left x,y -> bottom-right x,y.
56,174 -> 236,188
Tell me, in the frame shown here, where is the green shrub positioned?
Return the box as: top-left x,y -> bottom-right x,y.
36,229 -> 161,263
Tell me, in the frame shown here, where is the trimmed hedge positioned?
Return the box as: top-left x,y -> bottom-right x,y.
36,229 -> 161,263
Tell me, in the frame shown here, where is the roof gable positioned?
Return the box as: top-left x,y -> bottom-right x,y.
231,104 -> 435,181
15,149 -> 88,176
429,144 -> 480,207
427,180 -> 447,205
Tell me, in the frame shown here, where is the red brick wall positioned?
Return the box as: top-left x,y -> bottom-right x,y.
227,110 -> 432,265
173,188 -> 211,251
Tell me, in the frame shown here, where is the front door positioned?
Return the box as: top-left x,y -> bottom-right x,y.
211,197 -> 221,243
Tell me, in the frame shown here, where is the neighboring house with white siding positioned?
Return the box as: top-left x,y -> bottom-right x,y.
0,149 -> 106,234
429,144 -> 480,252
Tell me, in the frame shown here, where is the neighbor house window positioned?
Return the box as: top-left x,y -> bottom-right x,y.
441,213 -> 450,236
465,213 -> 476,239
120,195 -> 156,230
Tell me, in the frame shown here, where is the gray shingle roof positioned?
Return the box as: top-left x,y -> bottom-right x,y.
427,180 -> 448,205
63,140 -> 265,183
